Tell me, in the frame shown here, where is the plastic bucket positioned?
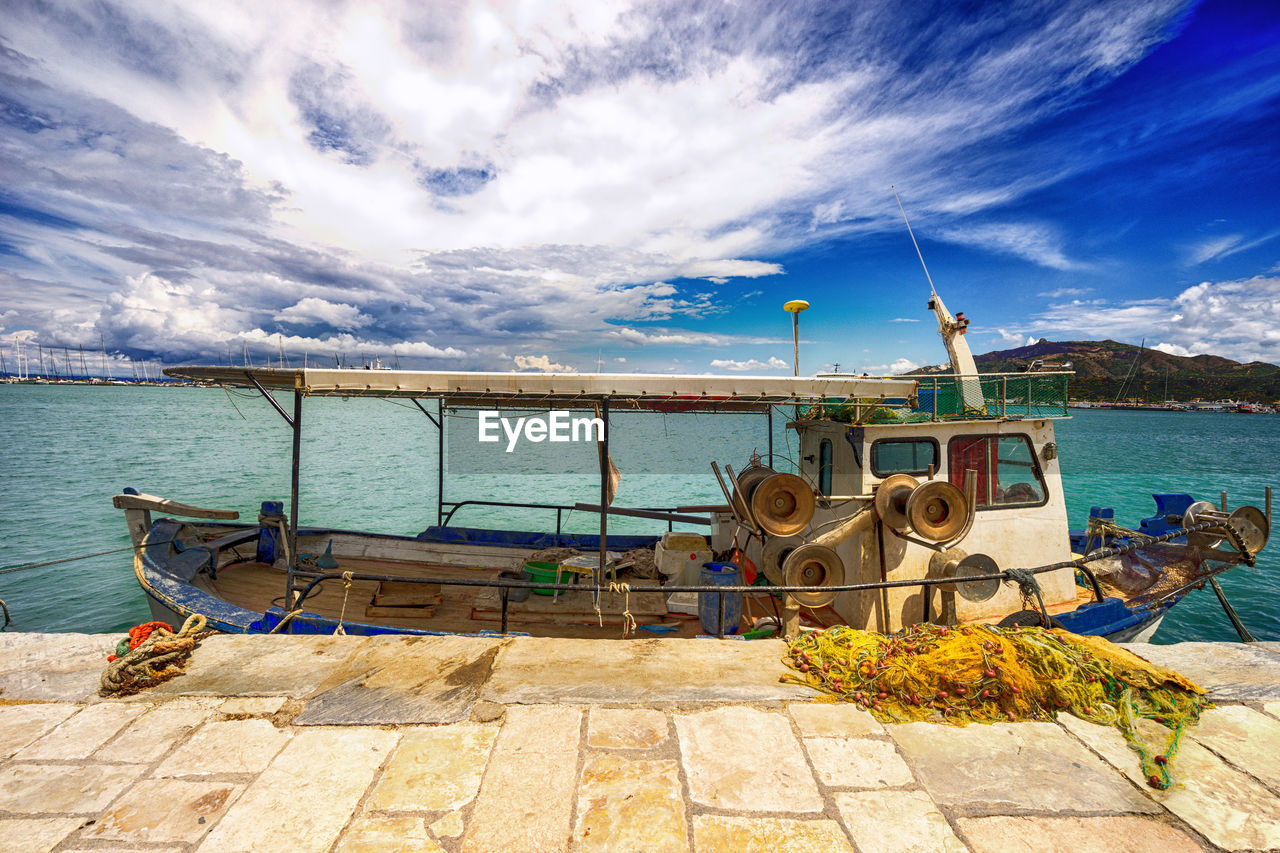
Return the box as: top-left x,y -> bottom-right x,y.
523,561 -> 561,596
498,570 -> 532,602
699,562 -> 743,635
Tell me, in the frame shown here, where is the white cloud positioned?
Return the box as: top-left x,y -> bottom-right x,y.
858,357 -> 922,375
994,328 -> 1025,345
709,355 -> 789,372
938,222 -> 1079,270
514,354 -> 575,372
1151,342 -> 1195,357
1028,275 -> 1280,363
0,0 -> 1216,370
274,297 -> 372,330
1185,230 -> 1280,266
1038,287 -> 1092,298
891,317 -> 919,323
607,327 -> 778,347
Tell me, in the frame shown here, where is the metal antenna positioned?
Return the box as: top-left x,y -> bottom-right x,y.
892,186 -> 937,296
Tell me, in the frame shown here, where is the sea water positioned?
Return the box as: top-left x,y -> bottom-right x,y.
0,384 -> 1276,641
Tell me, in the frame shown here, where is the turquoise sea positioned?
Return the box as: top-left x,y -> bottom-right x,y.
1,384 -> 1276,642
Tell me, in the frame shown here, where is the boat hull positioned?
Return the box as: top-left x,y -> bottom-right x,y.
131,516 -> 1186,642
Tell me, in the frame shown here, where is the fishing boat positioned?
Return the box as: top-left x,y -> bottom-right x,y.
112,289 -> 1271,642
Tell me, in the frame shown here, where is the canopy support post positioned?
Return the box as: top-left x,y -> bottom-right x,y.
598,397 -> 610,585
285,387 -> 302,614
438,400 -> 446,527
767,406 -> 774,467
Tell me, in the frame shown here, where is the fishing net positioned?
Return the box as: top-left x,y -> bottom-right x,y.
780,623 -> 1209,789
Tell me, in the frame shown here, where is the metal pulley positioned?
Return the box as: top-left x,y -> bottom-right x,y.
929,549 -> 1000,602
906,480 -> 969,542
751,472 -> 816,537
1183,501 -> 1271,554
781,542 -> 844,607
761,534 -> 805,585
873,474 -> 919,531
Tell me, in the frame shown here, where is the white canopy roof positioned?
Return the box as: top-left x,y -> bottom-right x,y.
164,366 -> 918,412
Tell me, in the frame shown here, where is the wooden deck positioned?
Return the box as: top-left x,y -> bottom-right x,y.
205,555 -> 772,638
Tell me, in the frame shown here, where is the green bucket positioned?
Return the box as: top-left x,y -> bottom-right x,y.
523,561 -> 562,596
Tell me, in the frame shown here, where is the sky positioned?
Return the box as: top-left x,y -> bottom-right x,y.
1,0 -> 1279,378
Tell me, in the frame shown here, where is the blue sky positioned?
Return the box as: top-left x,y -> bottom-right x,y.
1,0 -> 1278,377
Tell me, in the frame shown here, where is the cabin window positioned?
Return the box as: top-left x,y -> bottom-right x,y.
818,439 -> 833,496
870,438 -> 939,477
948,434 -> 1047,509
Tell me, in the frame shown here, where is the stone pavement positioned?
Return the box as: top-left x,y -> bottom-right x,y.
2,633 -> 1280,852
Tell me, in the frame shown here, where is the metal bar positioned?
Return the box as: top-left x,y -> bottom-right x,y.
1209,577 -> 1255,642
286,388 -> 302,610
437,401 -> 445,527
599,397 -> 610,585
767,406 -> 774,467
245,372 -> 295,427
501,588 -> 510,635
717,591 -> 726,638
556,508 -> 563,537
409,397 -> 440,428
289,520 -> 1243,609
1266,486 -> 1272,529
573,503 -> 711,525
1221,491 -> 1228,512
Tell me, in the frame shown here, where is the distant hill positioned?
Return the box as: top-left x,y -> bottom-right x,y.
913,339 -> 1280,402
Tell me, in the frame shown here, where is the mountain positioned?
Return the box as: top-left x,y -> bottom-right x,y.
913,340 -> 1280,402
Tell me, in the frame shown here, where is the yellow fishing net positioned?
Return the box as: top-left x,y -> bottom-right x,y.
780,623 -> 1209,789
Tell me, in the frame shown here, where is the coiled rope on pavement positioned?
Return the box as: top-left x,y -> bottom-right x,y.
100,614 -> 212,697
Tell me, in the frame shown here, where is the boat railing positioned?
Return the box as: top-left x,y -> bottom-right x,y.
284,517 -> 1254,637
439,499 -> 709,534
912,371 -> 1072,420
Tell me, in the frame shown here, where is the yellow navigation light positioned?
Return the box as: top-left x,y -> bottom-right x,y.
783,299 -> 809,377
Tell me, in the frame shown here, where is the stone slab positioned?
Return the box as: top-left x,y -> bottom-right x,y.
957,815 -> 1204,853
82,778 -> 244,844
14,701 -> 147,760
196,726 -> 399,852
0,634 -> 119,702
0,763 -> 144,814
1264,700 -> 1280,720
1120,641 -> 1280,701
587,707 -> 669,749
889,721 -> 1159,815
484,637 -> 815,704
787,701 -> 885,737
0,818 -> 84,853
293,636 -> 502,725
155,718 -> 292,776
220,696 -> 288,715
805,737 -> 914,788
335,814 -> 445,853
692,815 -> 854,853
1188,704 -> 1280,791
0,703 -> 80,759
461,705 -> 582,853
576,755 -> 688,853
676,706 -> 823,813
93,700 -> 216,763
147,633 -> 373,697
1061,713 -> 1280,851
366,722 -> 498,812
835,790 -> 967,853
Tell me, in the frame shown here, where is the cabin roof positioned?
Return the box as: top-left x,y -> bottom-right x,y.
163,365 -> 919,412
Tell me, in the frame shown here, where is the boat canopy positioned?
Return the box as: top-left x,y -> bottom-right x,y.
163,366 -> 918,412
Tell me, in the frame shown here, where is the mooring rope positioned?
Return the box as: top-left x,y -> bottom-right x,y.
608,581 -> 636,637
0,542 -> 161,575
100,614 -> 211,697
334,570 -> 354,635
